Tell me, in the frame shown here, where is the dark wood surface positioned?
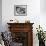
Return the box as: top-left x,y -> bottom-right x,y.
7,23 -> 34,46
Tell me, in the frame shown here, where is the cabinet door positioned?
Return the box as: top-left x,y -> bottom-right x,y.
11,32 -> 28,46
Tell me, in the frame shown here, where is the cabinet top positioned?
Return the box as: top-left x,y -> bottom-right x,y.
7,23 -> 34,25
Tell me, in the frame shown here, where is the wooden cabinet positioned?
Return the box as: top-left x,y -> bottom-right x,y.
7,23 -> 34,46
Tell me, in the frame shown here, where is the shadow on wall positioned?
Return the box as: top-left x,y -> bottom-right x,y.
0,0 -> 2,32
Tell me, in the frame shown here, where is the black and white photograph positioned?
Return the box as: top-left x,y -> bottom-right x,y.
14,5 -> 27,16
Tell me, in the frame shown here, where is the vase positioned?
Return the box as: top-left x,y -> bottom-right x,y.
39,40 -> 45,46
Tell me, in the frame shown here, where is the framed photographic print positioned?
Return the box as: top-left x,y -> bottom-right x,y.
14,5 -> 27,16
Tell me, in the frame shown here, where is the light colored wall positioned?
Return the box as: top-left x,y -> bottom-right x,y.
0,0 -> 2,32
40,0 -> 46,31
2,0 -> 40,30
40,0 -> 46,13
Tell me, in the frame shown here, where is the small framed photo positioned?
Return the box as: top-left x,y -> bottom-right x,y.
14,5 -> 27,16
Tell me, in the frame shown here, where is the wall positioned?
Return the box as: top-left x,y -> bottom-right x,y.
40,0 -> 46,31
0,0 -> 2,32
32,0 -> 40,46
2,0 -> 40,46
2,0 -> 40,30
40,0 -> 46,13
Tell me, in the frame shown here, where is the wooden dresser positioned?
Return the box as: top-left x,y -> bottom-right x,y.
7,23 -> 34,46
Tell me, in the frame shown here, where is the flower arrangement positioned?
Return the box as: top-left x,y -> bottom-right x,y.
36,25 -> 45,42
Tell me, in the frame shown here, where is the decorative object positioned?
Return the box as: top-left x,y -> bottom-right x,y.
44,31 -> 46,40
1,31 -> 12,46
0,32 -> 5,46
14,5 -> 27,16
8,19 -> 19,23
25,20 -> 30,23
36,25 -> 45,46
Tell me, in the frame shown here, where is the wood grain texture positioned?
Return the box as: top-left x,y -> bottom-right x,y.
7,23 -> 34,46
